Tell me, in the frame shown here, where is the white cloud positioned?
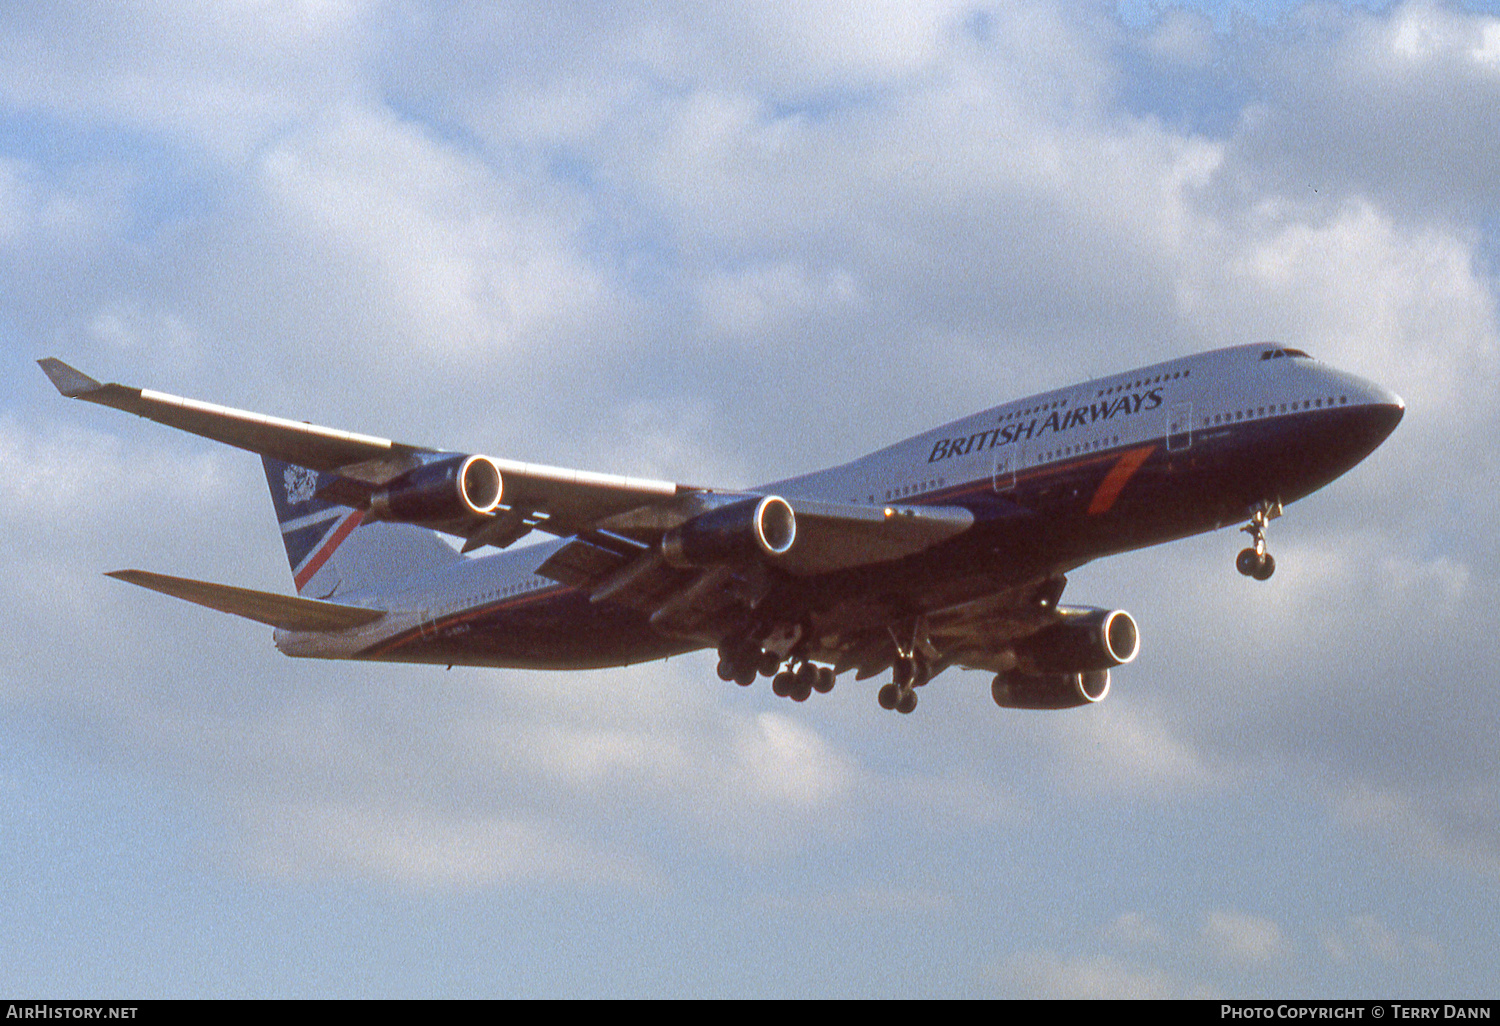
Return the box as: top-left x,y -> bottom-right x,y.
1319,913 -> 1443,970
1143,8 -> 1217,66
699,261 -> 864,341
760,884 -> 955,918
0,0 -> 374,158
1051,703 -> 1213,796
235,802 -> 659,889
1107,911 -> 1170,951
995,949 -> 1212,1000
1219,2 -> 1500,222
253,105 -> 617,364
1334,784 -> 1500,882
1202,909 -> 1292,969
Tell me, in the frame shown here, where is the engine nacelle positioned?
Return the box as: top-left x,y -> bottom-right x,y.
991,668 -> 1110,710
1015,607 -> 1139,674
368,454 -> 503,523
662,495 -> 797,568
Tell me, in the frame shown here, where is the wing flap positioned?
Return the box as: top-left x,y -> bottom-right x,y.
107,569 -> 386,632
533,537 -> 631,589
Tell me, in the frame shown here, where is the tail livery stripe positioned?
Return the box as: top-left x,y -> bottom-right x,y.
293,509 -> 365,592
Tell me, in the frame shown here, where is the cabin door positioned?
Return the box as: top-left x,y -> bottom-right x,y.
993,442 -> 1024,492
1166,402 -> 1193,452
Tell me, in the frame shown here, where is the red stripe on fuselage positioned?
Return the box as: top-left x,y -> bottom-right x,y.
294,509 -> 365,592
1087,444 -> 1156,515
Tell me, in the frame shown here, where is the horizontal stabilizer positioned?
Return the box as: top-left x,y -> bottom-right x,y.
107,569 -> 386,632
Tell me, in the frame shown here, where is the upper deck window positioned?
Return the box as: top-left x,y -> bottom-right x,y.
1260,347 -> 1313,361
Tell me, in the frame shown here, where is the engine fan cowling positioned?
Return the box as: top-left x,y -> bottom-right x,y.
369,454 -> 503,523
1015,607 -> 1139,674
662,495 -> 797,568
991,669 -> 1110,710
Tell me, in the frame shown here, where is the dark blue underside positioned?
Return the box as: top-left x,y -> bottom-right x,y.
363,403 -> 1403,668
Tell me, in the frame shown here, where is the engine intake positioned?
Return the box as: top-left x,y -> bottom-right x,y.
369,454 -> 503,523
1015,607 -> 1139,674
662,495 -> 797,568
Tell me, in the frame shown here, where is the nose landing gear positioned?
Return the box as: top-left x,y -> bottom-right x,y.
1236,500 -> 1282,581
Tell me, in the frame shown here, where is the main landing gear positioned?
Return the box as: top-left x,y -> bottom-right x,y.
1236,499 -> 1282,581
876,649 -> 929,715
771,661 -> 836,703
717,623 -> 936,714
715,637 -> 780,687
715,630 -> 836,703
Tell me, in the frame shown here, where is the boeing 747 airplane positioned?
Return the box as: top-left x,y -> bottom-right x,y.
41,344 -> 1402,714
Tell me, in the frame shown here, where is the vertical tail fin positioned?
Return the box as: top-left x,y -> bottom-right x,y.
262,457 -> 461,599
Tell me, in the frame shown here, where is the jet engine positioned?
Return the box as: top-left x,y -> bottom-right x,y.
989,608 -> 1137,710
662,495 -> 797,567
991,668 -> 1111,710
1014,607 -> 1139,673
368,454 -> 503,523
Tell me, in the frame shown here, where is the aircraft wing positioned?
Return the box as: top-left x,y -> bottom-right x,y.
590,492 -> 975,575
39,358 -> 687,546
536,493 -> 978,644
38,358 -> 423,479
41,359 -> 976,579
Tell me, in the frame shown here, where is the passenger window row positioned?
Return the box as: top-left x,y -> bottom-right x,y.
1041,434 -> 1121,464
1094,368 -> 1190,398
879,478 -> 946,502
1203,395 -> 1348,427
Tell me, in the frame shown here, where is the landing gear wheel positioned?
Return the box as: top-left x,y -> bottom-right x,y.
772,670 -> 795,697
1236,547 -> 1275,580
791,662 -> 817,702
717,638 -> 769,686
895,688 -> 918,714
878,683 -> 899,710
758,649 -> 782,677
813,667 -> 836,694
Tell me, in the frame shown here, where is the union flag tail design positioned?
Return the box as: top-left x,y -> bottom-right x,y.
262,457 -> 460,598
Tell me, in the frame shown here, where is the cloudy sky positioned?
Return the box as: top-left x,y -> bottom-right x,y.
2,0 -> 1497,998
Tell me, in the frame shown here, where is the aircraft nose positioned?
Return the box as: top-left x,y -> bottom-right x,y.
1374,395 -> 1404,438
1367,382 -> 1405,435
1375,379 -> 1405,411
1343,376 -> 1405,450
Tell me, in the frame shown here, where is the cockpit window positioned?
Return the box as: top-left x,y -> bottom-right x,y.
1260,347 -> 1313,361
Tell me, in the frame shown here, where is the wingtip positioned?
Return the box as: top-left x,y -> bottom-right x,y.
38,358 -> 103,398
